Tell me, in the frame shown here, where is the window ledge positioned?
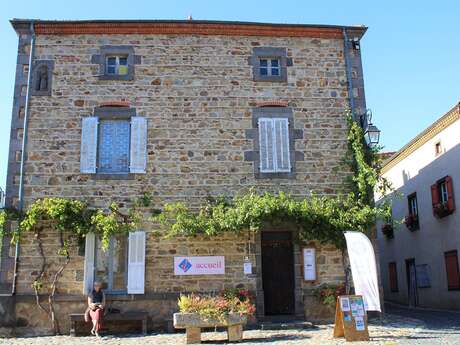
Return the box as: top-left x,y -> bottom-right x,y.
92,173 -> 135,180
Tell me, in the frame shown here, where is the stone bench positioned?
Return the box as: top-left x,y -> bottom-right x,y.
70,311 -> 148,336
173,312 -> 247,344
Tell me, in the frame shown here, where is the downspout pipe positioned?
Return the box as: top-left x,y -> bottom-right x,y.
12,21 -> 35,295
342,28 -> 356,122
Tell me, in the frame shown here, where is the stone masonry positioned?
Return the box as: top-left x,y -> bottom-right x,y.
3,20 -> 367,335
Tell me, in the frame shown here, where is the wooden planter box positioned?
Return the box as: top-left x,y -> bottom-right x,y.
173,312 -> 247,344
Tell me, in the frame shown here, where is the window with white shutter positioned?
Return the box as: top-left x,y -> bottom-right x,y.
80,117 -> 98,173
80,112 -> 147,175
258,117 -> 291,173
127,231 -> 146,294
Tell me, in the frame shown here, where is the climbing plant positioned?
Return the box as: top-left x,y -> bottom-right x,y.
153,113 -> 392,248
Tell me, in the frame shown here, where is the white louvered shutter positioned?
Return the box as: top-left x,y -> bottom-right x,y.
80,117 -> 98,173
274,118 -> 291,172
258,118 -> 275,172
130,117 -> 147,173
83,233 -> 95,294
127,231 -> 146,294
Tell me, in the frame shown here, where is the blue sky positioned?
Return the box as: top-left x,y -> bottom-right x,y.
1,0 -> 459,190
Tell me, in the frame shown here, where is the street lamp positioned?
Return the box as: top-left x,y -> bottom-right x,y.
361,109 -> 381,147
364,123 -> 381,147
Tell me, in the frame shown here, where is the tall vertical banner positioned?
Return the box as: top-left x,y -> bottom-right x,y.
344,231 -> 381,311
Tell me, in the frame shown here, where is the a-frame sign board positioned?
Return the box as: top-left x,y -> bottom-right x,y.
333,295 -> 370,342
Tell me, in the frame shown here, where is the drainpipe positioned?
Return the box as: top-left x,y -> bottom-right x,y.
342,28 -> 356,121
11,21 -> 35,295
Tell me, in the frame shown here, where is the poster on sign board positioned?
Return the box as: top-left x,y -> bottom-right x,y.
303,248 -> 316,281
174,256 -> 225,275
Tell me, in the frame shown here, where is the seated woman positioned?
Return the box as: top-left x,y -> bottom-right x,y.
87,281 -> 106,337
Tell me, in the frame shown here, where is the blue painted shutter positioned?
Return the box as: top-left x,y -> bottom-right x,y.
83,233 -> 95,294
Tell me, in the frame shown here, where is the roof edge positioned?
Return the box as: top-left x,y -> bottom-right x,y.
382,102 -> 460,174
10,19 -> 367,38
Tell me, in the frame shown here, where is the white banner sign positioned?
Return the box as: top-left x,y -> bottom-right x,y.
174,256 -> 225,275
345,231 -> 381,311
303,248 -> 316,281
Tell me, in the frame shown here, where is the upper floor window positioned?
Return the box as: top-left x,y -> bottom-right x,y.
92,46 -> 139,81
106,56 -> 129,76
259,58 -> 280,76
251,47 -> 290,82
431,176 -> 455,218
258,117 -> 291,173
98,120 -> 130,173
435,141 -> 443,156
80,107 -> 147,176
408,193 -> 418,216
405,192 -> 419,231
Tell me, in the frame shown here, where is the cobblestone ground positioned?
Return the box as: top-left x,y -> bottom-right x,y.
2,306 -> 459,345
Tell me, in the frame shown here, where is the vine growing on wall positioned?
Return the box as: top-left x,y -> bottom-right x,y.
152,113 -> 392,248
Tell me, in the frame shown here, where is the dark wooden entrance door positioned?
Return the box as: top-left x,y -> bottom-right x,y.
406,259 -> 417,307
261,231 -> 295,315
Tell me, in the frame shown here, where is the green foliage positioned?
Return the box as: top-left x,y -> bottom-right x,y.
0,210 -> 6,239
153,113 -> 393,248
9,194 -> 152,250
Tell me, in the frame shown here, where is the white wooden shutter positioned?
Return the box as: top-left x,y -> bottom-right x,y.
83,233 -> 95,294
129,117 -> 147,173
80,117 -> 98,173
258,118 -> 275,172
127,231 -> 146,294
274,118 -> 291,172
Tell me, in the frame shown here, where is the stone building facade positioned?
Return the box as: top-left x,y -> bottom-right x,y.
2,19 -> 367,334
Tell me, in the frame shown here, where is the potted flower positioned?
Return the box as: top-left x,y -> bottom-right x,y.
433,202 -> 452,218
404,214 -> 419,231
173,288 -> 256,343
381,223 -> 394,238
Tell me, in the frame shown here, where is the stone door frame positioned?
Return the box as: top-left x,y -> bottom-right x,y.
254,224 -> 305,319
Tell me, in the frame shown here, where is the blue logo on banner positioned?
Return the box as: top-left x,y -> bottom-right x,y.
179,258 -> 192,273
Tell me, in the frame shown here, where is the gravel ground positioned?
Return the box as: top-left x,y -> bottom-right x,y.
1,305 -> 459,344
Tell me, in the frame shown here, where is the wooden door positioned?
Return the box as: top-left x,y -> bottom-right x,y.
406,259 -> 417,307
261,231 -> 295,315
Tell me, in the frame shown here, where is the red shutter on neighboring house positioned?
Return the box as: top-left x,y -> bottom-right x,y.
446,176 -> 455,212
431,183 -> 440,214
389,262 -> 398,292
444,251 -> 460,290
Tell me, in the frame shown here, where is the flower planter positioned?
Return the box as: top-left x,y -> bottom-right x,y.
404,215 -> 419,231
174,312 -> 247,344
433,203 -> 452,218
381,223 -> 394,238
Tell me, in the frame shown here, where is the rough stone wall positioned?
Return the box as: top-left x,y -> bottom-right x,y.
10,32 -> 351,332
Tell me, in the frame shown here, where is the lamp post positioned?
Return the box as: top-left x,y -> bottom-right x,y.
361,109 -> 381,148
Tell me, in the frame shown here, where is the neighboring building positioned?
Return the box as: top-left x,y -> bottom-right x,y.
377,103 -> 460,309
1,19 -> 368,334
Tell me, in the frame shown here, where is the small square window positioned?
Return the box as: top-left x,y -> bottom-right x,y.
435,141 -> 442,156
258,58 -> 281,77
106,56 -> 129,76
